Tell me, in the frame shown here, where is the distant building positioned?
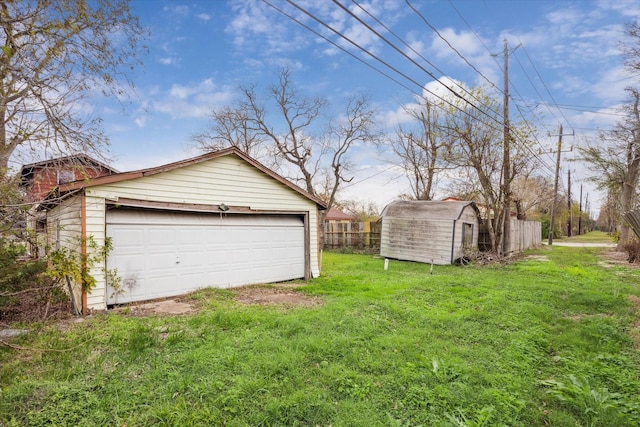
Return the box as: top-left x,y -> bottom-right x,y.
20,154 -> 118,202
19,154 -> 118,256
324,207 -> 355,223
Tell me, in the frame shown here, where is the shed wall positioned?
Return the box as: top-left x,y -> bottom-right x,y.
380,203 -> 478,265
380,218 -> 455,264
450,206 -> 479,260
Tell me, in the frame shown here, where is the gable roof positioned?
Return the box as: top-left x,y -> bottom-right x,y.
51,147 -> 327,209
382,200 -> 479,221
20,153 -> 118,183
325,207 -> 355,221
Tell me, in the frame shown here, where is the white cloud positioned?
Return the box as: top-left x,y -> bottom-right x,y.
596,0 -> 640,17
385,104 -> 416,127
430,28 -> 484,60
226,0 -> 274,47
422,76 -> 468,104
164,5 -> 189,16
152,79 -> 236,119
159,57 -> 177,65
108,124 -> 131,133
134,116 -> 147,128
197,13 -> 211,21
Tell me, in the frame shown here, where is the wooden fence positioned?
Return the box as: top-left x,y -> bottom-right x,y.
323,221 -> 381,250
479,218 -> 542,253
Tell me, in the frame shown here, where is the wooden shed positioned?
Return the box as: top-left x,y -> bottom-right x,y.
39,148 -> 326,311
380,200 -> 479,265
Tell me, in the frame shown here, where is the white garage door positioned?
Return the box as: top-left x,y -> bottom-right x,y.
106,209 -> 305,305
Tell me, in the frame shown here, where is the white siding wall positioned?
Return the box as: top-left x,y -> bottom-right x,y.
85,195 -> 107,310
46,195 -> 83,304
82,154 -> 320,310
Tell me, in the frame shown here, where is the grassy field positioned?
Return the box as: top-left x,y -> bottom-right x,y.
1,245 -> 640,426
555,230 -> 615,243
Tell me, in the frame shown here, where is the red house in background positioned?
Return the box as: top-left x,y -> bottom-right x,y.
19,155 -> 118,257
20,154 -> 118,202
324,207 -> 356,223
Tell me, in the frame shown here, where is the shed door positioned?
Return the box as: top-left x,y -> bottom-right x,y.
105,209 -> 305,305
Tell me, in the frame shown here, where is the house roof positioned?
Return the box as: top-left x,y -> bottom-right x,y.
381,200 -> 479,221
325,207 -> 355,221
49,147 -> 327,209
20,153 -> 119,184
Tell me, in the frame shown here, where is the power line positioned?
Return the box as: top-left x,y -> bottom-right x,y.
444,0 -> 558,175
405,0 -> 499,93
275,0 -> 505,131
261,0 -> 419,96
535,102 -> 627,116
267,1 -> 563,183
350,0 -> 496,115
330,0 -> 504,128
518,42 -> 574,129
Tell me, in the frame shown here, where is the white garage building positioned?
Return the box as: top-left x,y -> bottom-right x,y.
41,148 -> 326,312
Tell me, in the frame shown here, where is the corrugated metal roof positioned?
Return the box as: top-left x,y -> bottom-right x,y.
381,200 -> 476,221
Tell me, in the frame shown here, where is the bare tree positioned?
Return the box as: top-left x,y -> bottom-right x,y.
196,68 -> 380,214
241,69 -> 326,194
580,88 -> 640,248
192,104 -> 265,157
319,93 -> 381,213
391,100 -> 448,200
0,0 -> 146,173
443,86 -> 536,254
623,21 -> 640,76
511,175 -> 553,220
445,90 -> 503,253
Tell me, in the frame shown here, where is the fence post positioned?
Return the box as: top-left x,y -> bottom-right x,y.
364,221 -> 370,247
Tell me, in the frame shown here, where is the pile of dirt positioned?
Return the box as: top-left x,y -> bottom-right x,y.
231,284 -> 322,308
110,284 -> 321,316
116,299 -> 196,316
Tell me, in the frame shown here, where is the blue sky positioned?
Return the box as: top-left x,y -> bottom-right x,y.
33,0 -> 640,213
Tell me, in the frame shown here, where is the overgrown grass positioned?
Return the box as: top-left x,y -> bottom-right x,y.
1,246 -> 640,426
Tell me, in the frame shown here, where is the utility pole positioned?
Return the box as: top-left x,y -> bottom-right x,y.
548,124 -> 563,245
585,193 -> 590,232
547,125 -> 574,245
567,169 -> 572,237
502,38 -> 512,256
578,184 -> 583,235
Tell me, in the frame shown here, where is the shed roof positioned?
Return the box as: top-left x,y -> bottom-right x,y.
382,200 -> 478,221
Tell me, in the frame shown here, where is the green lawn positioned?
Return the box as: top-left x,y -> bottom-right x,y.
555,230 -> 615,243
1,246 -> 640,426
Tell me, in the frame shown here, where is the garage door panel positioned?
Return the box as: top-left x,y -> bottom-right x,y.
106,210 -> 305,304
